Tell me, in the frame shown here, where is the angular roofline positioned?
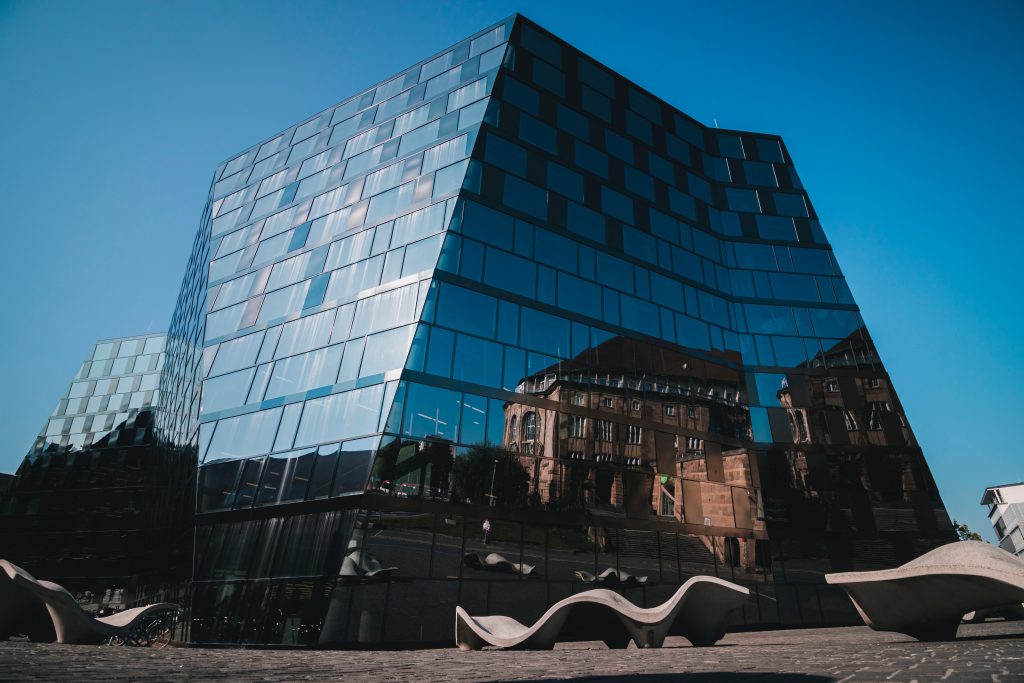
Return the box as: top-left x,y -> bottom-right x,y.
512,14 -> 785,143
93,332 -> 167,344
213,14 -> 517,170
214,12 -> 791,174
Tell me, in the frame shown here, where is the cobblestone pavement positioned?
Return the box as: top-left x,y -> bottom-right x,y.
0,621 -> 1021,682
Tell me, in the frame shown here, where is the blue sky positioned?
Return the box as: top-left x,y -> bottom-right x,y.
0,0 -> 1020,539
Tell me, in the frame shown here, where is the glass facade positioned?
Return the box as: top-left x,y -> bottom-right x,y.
0,334 -> 192,612
3,15 -> 953,645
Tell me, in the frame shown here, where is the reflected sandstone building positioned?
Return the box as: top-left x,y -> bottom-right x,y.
2,15 -> 952,646
502,338 -> 765,572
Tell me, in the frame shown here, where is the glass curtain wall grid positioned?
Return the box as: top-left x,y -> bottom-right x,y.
162,14 -> 951,646
0,334 -> 192,612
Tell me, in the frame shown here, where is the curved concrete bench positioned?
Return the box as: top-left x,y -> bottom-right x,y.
340,550 -> 398,579
463,552 -> 536,576
575,568 -> 648,586
339,529 -> 398,579
455,575 -> 749,650
825,541 -> 1024,641
1,560 -> 179,645
0,560 -> 55,642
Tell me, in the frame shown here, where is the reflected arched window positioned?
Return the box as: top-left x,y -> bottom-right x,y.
508,415 -> 518,448
522,412 -> 538,442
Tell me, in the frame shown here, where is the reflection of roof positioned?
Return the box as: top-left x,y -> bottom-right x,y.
516,335 -> 744,405
538,335 -> 742,382
519,371 -> 742,410
801,326 -> 869,369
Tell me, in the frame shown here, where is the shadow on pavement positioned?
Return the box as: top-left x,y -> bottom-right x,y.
504,674 -> 834,683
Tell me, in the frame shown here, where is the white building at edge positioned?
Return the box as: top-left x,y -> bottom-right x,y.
981,482 -> 1024,558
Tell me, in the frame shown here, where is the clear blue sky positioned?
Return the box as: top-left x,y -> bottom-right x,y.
1,0 -> 1020,540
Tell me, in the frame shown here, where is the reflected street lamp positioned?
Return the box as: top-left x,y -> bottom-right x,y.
488,458 -> 498,507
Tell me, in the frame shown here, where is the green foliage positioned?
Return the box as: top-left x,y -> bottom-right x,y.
952,519 -> 985,542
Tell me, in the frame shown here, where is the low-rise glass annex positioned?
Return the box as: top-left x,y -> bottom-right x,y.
0,334 -> 191,610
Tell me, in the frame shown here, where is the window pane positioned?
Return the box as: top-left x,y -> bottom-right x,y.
275,309 -> 337,359
401,234 -> 443,277
266,345 -> 343,399
483,247 -> 536,298
257,281 -> 311,324
452,334 -> 502,387
206,407 -> 284,460
744,161 -> 777,187
402,382 -> 461,441
392,201 -> 448,247
294,384 -> 385,447
726,188 -> 761,213
360,325 -> 415,377
433,159 -> 469,199
503,175 -> 547,220
436,284 -> 496,338
350,283 -> 419,336
547,161 -> 583,201
756,215 -> 797,241
448,78 -> 488,111
520,307 -> 569,357
202,368 -> 256,414
774,192 -> 809,218
423,135 -> 469,174
325,255 -> 384,303
333,438 -> 377,496
718,134 -> 744,158
210,331 -> 265,376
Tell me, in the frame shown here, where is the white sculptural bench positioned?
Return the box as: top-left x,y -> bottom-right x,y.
825,540 -> 1024,641
455,575 -> 749,650
1,559 -> 180,646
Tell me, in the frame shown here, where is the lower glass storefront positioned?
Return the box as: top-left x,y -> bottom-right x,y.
189,437 -> 951,646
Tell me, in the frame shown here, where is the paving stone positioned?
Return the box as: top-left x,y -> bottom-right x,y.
0,622 -> 1021,682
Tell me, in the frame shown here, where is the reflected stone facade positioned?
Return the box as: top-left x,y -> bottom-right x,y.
0,334 -> 192,611
5,14 -> 954,646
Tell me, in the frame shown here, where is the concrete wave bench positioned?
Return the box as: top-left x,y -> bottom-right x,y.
455,575 -> 749,650
1,559 -> 179,646
575,567 -> 648,586
463,552 -> 536,576
340,550 -> 398,579
825,541 -> 1024,641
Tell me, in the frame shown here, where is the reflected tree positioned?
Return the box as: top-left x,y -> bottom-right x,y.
451,446 -> 530,508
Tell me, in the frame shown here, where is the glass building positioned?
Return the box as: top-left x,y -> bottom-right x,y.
5,15 -> 953,646
0,334 -> 192,612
